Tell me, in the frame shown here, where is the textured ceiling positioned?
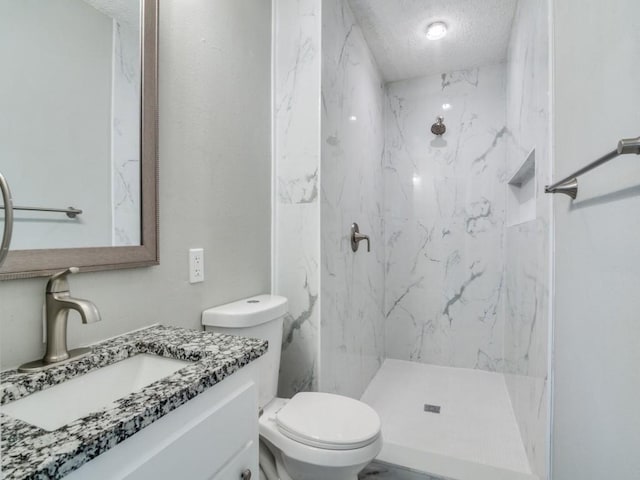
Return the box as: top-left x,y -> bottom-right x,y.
347,0 -> 518,82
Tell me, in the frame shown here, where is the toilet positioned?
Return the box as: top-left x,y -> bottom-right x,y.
202,295 -> 382,480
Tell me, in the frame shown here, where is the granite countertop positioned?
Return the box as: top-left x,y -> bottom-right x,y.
0,325 -> 268,480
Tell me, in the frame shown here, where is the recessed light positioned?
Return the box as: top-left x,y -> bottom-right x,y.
426,22 -> 448,41
442,103 -> 452,111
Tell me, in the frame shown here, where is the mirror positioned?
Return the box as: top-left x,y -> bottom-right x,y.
0,0 -> 158,280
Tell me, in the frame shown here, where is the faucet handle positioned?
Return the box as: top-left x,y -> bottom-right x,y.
350,223 -> 371,253
46,267 -> 79,293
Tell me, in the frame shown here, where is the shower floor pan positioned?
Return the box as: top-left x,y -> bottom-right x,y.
361,359 -> 538,480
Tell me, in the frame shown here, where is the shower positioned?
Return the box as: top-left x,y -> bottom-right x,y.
273,0 -> 552,479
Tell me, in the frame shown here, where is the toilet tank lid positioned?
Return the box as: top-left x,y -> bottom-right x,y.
202,295 -> 288,328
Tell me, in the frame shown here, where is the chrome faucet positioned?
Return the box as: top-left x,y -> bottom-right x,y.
18,268 -> 101,372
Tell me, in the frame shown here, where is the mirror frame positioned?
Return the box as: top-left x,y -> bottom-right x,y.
0,0 -> 158,281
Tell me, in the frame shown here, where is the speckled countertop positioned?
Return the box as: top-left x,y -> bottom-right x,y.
0,325 -> 268,480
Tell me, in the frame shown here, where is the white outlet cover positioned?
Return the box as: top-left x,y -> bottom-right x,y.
189,248 -> 204,283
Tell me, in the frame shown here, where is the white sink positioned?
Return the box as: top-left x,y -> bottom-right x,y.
1,354 -> 191,431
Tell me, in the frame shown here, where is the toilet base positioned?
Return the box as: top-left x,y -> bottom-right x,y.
278,452 -> 363,480
261,438 -> 361,480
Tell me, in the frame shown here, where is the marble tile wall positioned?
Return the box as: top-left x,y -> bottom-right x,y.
503,0 -> 551,477
319,0 -> 386,398
383,65 -> 508,371
273,0 -> 322,397
111,20 -> 141,246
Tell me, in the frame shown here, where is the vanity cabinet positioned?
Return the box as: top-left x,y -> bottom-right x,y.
65,364 -> 258,480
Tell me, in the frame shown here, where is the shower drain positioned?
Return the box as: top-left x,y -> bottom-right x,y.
423,404 -> 441,414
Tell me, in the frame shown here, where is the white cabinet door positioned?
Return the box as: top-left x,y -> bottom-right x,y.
66,364 -> 258,480
213,442 -> 258,480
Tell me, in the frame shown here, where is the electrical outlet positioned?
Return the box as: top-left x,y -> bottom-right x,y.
189,248 -> 204,283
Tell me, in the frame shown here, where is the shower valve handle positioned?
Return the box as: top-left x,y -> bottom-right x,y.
350,223 -> 370,253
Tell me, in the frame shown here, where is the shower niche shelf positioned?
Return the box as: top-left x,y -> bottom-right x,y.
507,148 -> 536,226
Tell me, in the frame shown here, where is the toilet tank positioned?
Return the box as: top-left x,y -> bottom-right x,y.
202,295 -> 287,409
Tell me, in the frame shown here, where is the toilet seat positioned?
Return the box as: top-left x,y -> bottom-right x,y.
276,392 -> 381,450
259,397 -> 383,468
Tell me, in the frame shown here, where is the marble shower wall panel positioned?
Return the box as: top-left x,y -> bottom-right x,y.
273,0 -> 322,397
112,20 -> 141,246
276,204 -> 320,396
503,0 -> 551,477
320,0 -> 386,399
383,65 -> 508,370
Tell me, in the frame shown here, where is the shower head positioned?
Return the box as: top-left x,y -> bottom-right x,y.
431,116 -> 446,136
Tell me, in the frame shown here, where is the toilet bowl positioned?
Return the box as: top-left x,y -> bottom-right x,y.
202,295 -> 382,480
260,395 -> 382,480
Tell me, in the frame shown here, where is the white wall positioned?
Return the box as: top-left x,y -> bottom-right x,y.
551,0 -> 640,478
0,0 -> 272,369
0,0 -> 114,249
